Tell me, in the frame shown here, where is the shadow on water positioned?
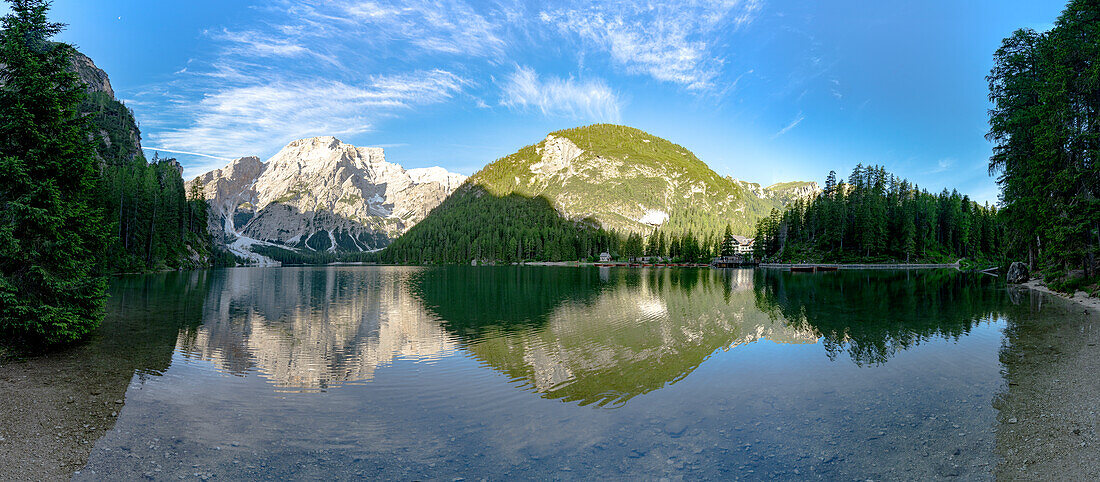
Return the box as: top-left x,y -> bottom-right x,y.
407,265 -> 607,338
752,269 -> 1010,366
100,271 -> 212,375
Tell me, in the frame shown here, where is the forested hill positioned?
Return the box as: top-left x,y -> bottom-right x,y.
381,124 -> 816,264
468,124 -> 812,237
67,47 -> 219,272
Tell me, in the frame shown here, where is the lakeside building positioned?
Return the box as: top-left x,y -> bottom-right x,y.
730,235 -> 755,255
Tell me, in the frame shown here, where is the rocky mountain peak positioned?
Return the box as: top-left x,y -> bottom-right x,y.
188,138 -> 466,260
66,47 -> 114,97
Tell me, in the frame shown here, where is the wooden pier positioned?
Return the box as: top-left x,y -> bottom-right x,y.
710,256 -> 758,268
758,263 -> 960,271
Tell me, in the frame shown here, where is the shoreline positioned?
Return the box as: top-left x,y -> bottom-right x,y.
5,273 -> 1099,480
758,262 -> 959,270
1020,278 -> 1100,311
994,279 -> 1100,479
0,341 -> 132,481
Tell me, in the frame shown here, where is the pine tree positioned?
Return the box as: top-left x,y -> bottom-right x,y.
720,224 -> 735,256
0,0 -> 109,346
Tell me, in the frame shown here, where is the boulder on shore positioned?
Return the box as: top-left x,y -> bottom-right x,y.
1007,262 -> 1030,284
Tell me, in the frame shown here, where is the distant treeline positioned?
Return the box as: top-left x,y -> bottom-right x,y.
380,189 -> 621,264
250,245 -> 377,265
987,0 -> 1099,280
753,165 -> 1004,263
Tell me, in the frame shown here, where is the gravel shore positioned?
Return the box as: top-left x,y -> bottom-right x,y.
0,345 -> 133,481
995,282 -> 1100,480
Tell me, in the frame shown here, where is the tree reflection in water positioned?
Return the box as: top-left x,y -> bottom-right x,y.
752,269 -> 1008,366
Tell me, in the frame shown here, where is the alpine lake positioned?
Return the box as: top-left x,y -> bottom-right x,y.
54,265 -> 1087,479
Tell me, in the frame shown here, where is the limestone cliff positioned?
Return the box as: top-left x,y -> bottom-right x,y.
188,137 -> 466,257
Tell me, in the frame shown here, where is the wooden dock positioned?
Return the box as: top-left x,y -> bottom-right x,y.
710,256 -> 758,268
759,263 -> 960,271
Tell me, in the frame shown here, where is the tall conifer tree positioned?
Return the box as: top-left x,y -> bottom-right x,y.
0,0 -> 109,345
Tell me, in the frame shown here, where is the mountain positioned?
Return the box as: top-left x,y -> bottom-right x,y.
467,124 -> 814,236
381,124 -> 816,264
187,137 -> 465,262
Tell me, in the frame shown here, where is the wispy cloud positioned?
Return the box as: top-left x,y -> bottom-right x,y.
772,111 -> 805,139
539,0 -> 763,90
306,0 -> 508,58
830,78 -> 843,100
142,146 -> 231,161
930,158 -> 953,174
150,71 -> 467,160
136,0 -> 764,176
500,66 -> 622,122
214,28 -> 341,66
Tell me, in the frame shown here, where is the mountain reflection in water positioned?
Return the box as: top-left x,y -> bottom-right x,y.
173,267 -> 454,392
168,266 -> 1006,403
74,265 -> 1039,480
413,267 -> 819,406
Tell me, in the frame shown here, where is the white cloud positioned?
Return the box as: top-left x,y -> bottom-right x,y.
772,111 -> 804,139
540,0 -> 762,90
215,29 -> 341,66
135,0 -> 764,176
500,66 -> 622,122
931,158 -> 954,174
313,0 -> 507,57
150,70 -> 467,160
142,147 -> 231,161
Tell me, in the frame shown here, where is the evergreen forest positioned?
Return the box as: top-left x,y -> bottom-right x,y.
986,0 -> 1100,286
0,0 -> 219,347
752,165 -> 1004,264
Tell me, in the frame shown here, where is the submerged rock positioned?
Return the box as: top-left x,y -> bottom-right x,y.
1007,262 -> 1030,284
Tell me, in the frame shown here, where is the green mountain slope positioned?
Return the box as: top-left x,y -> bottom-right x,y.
472,124 -> 802,236
382,124 -> 815,264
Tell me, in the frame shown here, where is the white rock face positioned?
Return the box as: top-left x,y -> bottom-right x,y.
530,134 -> 584,177
188,136 -> 466,253
638,209 -> 670,226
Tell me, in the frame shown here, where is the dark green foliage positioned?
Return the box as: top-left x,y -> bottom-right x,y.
987,1 -> 1100,276
380,187 -> 621,264
463,124 -> 800,249
753,269 -> 1007,365
383,124 -> 797,265
0,0 -> 109,345
96,152 -> 213,272
380,182 -> 733,265
79,76 -> 213,272
754,166 -> 1003,263
306,230 -> 332,251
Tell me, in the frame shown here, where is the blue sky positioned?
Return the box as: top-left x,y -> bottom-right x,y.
35,0 -> 1066,202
